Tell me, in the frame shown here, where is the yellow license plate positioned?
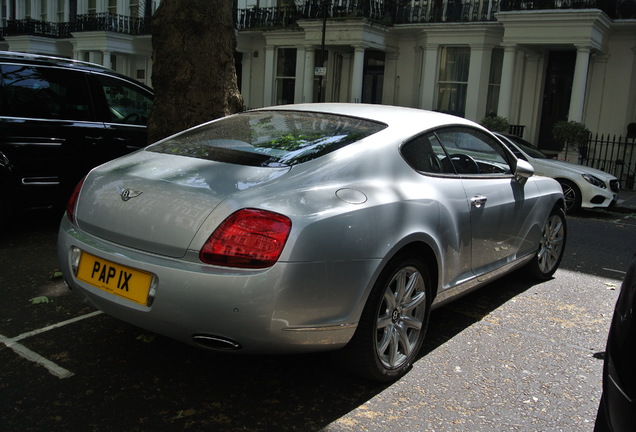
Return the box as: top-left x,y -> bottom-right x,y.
77,251 -> 153,306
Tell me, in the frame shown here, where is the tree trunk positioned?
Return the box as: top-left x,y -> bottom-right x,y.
147,0 -> 243,144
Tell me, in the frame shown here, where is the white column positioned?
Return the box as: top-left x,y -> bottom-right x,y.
303,47 -> 315,103
294,46 -> 306,104
103,51 -> 112,69
419,44 -> 438,110
240,52 -> 252,109
465,44 -> 493,121
350,46 -> 365,103
88,51 -> 101,64
340,52 -> 352,102
382,50 -> 399,105
263,45 -> 275,107
568,46 -> 591,123
497,44 -> 517,119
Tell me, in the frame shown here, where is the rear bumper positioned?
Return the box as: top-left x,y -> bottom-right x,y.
57,217 -> 378,354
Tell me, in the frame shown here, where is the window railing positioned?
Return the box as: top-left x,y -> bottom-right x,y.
1,1 -> 633,40
1,13 -> 150,39
71,13 -> 149,35
234,0 -> 635,29
4,18 -> 63,38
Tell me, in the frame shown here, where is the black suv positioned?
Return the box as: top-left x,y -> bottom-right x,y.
0,51 -> 153,224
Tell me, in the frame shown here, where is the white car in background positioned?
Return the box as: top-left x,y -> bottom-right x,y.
495,133 -> 620,212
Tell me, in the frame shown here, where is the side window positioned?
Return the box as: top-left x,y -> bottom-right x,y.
93,74 -> 153,126
435,127 -> 513,175
401,133 -> 455,174
0,64 -> 92,121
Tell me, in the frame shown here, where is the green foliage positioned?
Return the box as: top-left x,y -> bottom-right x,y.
479,115 -> 510,133
29,296 -> 50,304
552,121 -> 590,151
264,133 -> 326,151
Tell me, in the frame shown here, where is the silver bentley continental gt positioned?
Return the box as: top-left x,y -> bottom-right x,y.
58,104 -> 567,381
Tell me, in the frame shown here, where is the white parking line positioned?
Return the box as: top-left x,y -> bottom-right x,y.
0,310 -> 102,379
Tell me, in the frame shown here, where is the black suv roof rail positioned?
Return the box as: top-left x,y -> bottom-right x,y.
0,50 -> 114,73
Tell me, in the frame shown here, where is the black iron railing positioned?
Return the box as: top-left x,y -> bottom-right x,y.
4,18 -> 63,38
2,13 -> 149,39
71,13 -> 149,35
584,134 -> 636,190
234,0 -> 635,30
1,1 -> 633,40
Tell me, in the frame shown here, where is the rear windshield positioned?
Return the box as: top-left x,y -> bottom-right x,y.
148,110 -> 386,167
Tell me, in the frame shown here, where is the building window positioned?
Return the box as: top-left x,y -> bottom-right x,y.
57,0 -> 65,22
130,0 -> 139,17
486,48 -> 503,116
88,0 -> 97,16
40,0 -> 47,21
108,0 -> 117,14
436,46 -> 470,118
276,48 -> 296,106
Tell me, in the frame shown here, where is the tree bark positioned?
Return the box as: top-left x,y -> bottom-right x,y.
147,0 -> 243,144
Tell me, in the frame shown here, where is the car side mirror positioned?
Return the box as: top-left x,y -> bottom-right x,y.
514,159 -> 534,185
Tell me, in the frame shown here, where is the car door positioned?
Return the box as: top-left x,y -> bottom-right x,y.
400,132 -> 474,290
89,73 -> 153,159
435,127 -> 541,277
0,63 -> 105,207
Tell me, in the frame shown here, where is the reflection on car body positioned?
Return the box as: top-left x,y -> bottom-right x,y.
58,104 -> 567,381
0,51 -> 153,222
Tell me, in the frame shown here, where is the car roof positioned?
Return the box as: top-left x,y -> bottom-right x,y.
258,103 -> 480,133
0,50 -> 116,73
0,51 -> 154,93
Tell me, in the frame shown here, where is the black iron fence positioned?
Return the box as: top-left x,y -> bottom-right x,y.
2,1 -> 634,37
71,13 -> 149,35
234,0 -> 635,29
2,13 -> 149,39
583,134 -> 636,190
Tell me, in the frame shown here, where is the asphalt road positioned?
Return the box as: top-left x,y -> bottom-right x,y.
1,205 -> 635,432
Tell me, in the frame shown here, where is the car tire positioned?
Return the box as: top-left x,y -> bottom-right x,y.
337,254 -> 432,382
558,179 -> 582,212
525,207 -> 567,280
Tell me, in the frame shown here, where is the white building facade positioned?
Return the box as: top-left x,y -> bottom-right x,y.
235,0 -> 636,152
0,0 -> 156,86
2,0 -> 635,153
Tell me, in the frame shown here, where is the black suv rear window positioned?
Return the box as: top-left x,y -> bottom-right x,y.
148,110 -> 386,167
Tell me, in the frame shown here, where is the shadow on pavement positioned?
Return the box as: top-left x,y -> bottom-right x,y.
2,270 -> 539,431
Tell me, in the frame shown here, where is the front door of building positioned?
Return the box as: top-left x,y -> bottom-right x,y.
362,51 -> 385,104
538,50 -> 576,151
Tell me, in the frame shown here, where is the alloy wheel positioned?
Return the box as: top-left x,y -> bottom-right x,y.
537,213 -> 566,274
560,181 -> 579,212
375,265 -> 427,370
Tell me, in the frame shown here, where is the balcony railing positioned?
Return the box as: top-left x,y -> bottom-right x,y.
71,13 -> 149,35
1,1 -> 633,40
2,13 -> 150,39
234,0 -> 634,30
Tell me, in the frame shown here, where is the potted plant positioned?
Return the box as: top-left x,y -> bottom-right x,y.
479,114 -> 510,133
552,120 -> 590,163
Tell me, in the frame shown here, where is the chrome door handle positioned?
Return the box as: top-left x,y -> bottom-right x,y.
471,194 -> 487,208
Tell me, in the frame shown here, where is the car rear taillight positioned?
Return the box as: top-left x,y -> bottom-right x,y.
66,178 -> 85,224
200,208 -> 292,268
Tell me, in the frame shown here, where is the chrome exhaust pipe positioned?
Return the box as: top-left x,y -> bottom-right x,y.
192,334 -> 241,351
